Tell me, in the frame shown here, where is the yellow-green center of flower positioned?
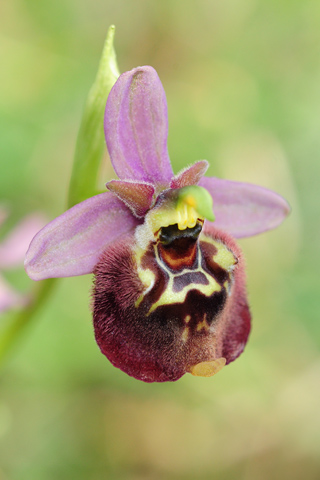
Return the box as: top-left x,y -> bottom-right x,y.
150,186 -> 215,232
176,185 -> 215,228
135,185 -> 215,249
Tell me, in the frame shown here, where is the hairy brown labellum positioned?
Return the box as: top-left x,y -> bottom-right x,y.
93,223 -> 250,382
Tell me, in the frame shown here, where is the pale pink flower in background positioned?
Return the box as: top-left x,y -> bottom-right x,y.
0,208 -> 46,312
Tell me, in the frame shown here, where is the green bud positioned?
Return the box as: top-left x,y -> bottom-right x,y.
68,25 -> 120,207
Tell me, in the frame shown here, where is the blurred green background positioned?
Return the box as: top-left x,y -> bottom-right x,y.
0,0 -> 319,479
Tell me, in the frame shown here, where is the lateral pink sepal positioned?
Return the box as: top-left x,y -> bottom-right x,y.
106,180 -> 155,218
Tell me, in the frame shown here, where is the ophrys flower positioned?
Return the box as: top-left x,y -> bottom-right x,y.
25,66 -> 290,382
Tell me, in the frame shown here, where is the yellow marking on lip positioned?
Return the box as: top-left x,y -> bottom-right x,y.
134,236 -> 233,315
185,315 -> 191,324
134,245 -> 156,308
136,243 -> 222,316
201,235 -> 237,272
189,357 -> 226,377
214,248 -> 237,271
135,296 -> 143,308
196,314 -> 210,332
147,274 -> 221,315
181,327 -> 189,343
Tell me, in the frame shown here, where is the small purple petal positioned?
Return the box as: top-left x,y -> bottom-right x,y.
170,160 -> 209,189
199,177 -> 290,238
0,275 -> 26,312
106,180 -> 155,218
25,192 -> 140,281
104,66 -> 173,186
0,213 -> 47,270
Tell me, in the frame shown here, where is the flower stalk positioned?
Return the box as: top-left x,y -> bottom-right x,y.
68,25 -> 120,207
0,279 -> 56,364
0,26 -> 119,365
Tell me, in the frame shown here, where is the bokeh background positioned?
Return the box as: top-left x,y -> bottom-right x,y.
0,0 -> 319,479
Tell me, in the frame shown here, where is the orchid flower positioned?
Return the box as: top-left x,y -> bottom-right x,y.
25,66 -> 290,383
0,208 -> 45,312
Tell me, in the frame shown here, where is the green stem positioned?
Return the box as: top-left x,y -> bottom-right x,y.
0,26 -> 119,366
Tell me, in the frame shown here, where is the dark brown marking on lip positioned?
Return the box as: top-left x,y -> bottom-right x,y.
159,222 -> 202,245
150,287 -> 227,337
158,238 -> 198,272
157,223 -> 202,272
173,271 -> 209,293
138,243 -> 169,311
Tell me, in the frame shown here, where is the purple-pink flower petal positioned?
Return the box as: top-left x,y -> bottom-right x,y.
0,213 -> 46,270
25,192 -> 139,281
104,66 -> 173,186
199,177 -> 290,238
106,180 -> 155,218
170,160 -> 209,189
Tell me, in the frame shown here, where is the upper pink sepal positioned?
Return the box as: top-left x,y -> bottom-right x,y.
25,192 -> 140,280
104,66 -> 173,186
106,180 -> 155,218
170,160 -> 209,189
199,176 -> 290,238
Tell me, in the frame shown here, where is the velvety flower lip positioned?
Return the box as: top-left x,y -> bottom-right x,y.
0,209 -> 46,312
